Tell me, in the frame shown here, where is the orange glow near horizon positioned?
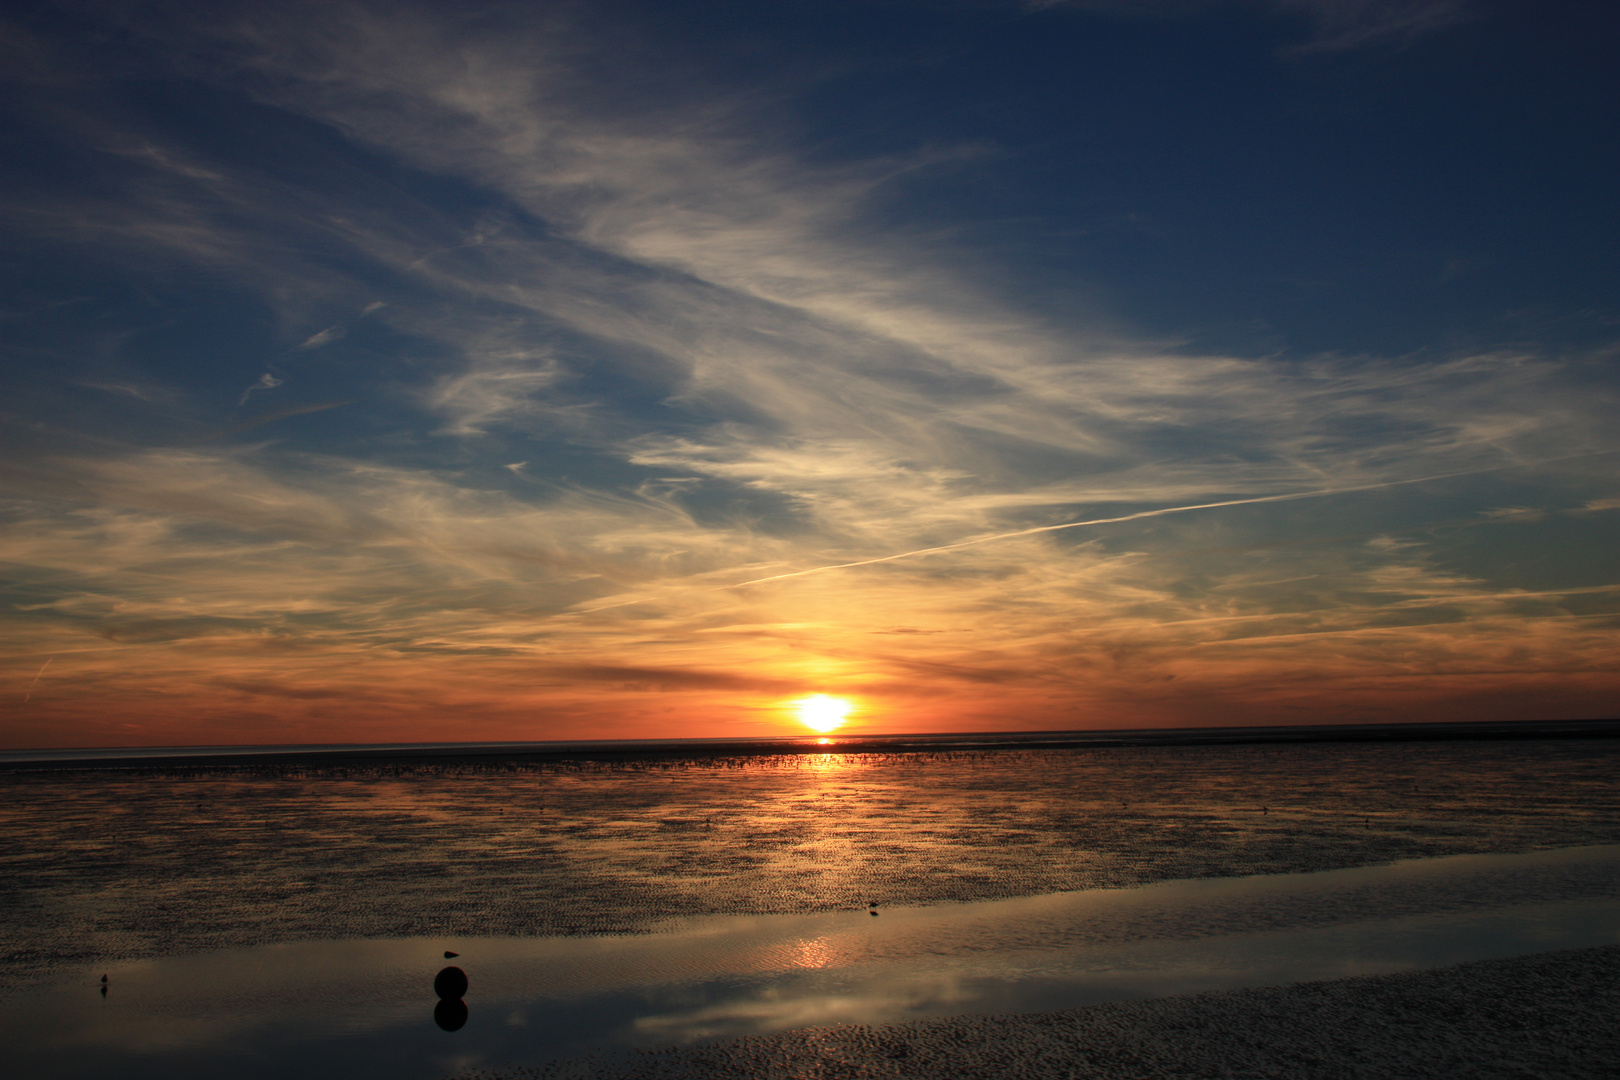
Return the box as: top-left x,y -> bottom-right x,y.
792,694 -> 852,734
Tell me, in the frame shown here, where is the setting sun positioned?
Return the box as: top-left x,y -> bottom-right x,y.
792,694 -> 852,734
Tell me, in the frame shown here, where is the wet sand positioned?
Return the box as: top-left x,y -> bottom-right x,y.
480,944 -> 1620,1079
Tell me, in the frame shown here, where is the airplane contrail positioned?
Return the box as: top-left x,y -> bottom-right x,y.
23,657 -> 52,703
564,449 -> 1616,614
721,456 -> 1606,590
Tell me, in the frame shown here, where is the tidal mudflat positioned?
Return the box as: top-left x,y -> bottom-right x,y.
3,735 -> 1619,1077
490,944 -> 1620,1080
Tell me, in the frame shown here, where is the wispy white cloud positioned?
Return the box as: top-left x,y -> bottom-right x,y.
299,325 -> 344,349
1477,505 -> 1544,523
1035,0 -> 1472,52
1276,0 -> 1472,53
162,11 -> 1603,572
424,341 -> 568,437
237,372 -> 283,406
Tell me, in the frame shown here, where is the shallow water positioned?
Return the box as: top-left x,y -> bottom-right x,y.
6,738 -> 1620,986
10,845 -> 1620,1080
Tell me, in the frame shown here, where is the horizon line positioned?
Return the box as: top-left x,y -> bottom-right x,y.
4,717 -> 1617,766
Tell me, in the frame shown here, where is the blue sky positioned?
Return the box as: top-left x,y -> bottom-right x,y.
2,0 -> 1617,747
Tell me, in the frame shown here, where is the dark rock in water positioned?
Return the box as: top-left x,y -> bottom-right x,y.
434,965 -> 469,999
434,997 -> 468,1031
870,910 -> 879,916
443,950 -> 459,958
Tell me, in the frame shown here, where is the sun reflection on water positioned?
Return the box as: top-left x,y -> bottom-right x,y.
790,936 -> 835,969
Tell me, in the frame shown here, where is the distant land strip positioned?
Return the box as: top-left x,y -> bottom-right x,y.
3,718 -> 1618,775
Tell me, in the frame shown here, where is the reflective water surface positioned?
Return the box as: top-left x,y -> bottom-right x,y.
10,845 -> 1620,1079
8,739 -> 1620,985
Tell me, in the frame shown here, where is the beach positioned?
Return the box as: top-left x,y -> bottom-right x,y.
4,734 -> 1619,1076
476,944 -> 1620,1079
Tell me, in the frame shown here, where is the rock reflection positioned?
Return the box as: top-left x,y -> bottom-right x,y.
433,998 -> 468,1032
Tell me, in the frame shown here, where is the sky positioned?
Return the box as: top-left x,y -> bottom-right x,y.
1,0 -> 1617,749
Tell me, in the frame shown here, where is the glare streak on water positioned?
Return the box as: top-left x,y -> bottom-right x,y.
9,845 -> 1620,1080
